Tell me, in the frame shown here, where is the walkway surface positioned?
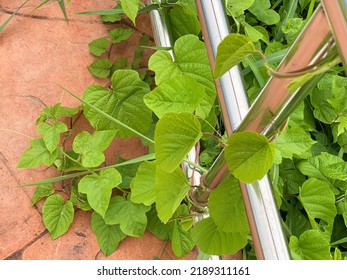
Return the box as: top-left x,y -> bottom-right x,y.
0,0 -> 198,260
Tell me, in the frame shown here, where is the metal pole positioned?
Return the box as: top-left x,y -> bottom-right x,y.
149,0 -> 219,260
321,0 -> 347,72
196,1 -> 334,259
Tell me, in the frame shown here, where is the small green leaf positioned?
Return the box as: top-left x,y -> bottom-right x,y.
31,184 -> 54,206
78,169 -> 122,217
73,130 -> 115,168
70,184 -> 91,211
155,167 -> 190,223
225,131 -> 275,183
42,194 -> 74,239
37,121 -> 68,153
144,75 -> 206,118
289,230 -> 331,260
120,0 -> 139,25
155,112 -> 202,172
17,138 -> 58,168
214,34 -> 255,79
299,178 -> 337,238
104,196 -> 151,237
208,175 -> 249,232
130,161 -> 156,206
225,0 -> 255,17
248,0 -> 280,25
108,28 -> 135,43
191,217 -> 248,255
111,57 -> 130,75
88,38 -> 111,56
88,58 -> 112,78
91,212 -> 126,256
171,221 -> 195,258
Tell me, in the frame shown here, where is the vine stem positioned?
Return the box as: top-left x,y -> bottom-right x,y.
183,158 -> 208,173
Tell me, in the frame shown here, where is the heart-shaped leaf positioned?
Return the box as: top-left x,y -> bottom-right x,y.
225,131 -> 275,183
91,212 -> 126,256
42,194 -> 74,239
104,196 -> 151,237
73,130 -> 115,168
78,168 -> 122,218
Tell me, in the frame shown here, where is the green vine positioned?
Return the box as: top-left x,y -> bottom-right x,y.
15,0 -> 347,260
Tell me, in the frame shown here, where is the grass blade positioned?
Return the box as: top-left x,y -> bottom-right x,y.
0,0 -> 29,32
56,84 -> 155,144
76,4 -> 159,16
19,153 -> 156,187
58,0 -> 69,22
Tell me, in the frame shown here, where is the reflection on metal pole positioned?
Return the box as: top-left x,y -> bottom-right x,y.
196,1 -> 334,259
321,0 -> 347,72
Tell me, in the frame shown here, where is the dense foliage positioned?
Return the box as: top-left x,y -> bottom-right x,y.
16,0 -> 347,259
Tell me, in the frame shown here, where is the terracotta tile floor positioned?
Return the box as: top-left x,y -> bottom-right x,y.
0,0 -> 198,260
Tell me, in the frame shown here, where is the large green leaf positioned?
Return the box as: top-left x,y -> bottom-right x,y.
275,126 -> 316,162
208,175 -> 249,232
321,162 -> 347,181
83,70 -> 152,137
17,138 -> 58,168
171,221 -> 195,258
42,194 -> 74,239
155,167 -> 190,223
296,152 -> 344,193
73,130 -> 115,168
285,204 -> 311,238
298,178 -> 337,238
120,0 -> 139,25
214,34 -> 255,79
289,230 -> 331,260
168,6 -> 201,40
155,112 -> 202,172
191,217 -> 248,255
37,121 -> 68,153
144,75 -> 206,118
225,131 -> 275,183
91,212 -> 126,257
130,161 -> 157,206
104,196 -> 151,237
78,168 -> 122,218
149,35 -> 216,118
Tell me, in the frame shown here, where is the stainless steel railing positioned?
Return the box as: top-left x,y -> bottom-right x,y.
149,0 -> 345,260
